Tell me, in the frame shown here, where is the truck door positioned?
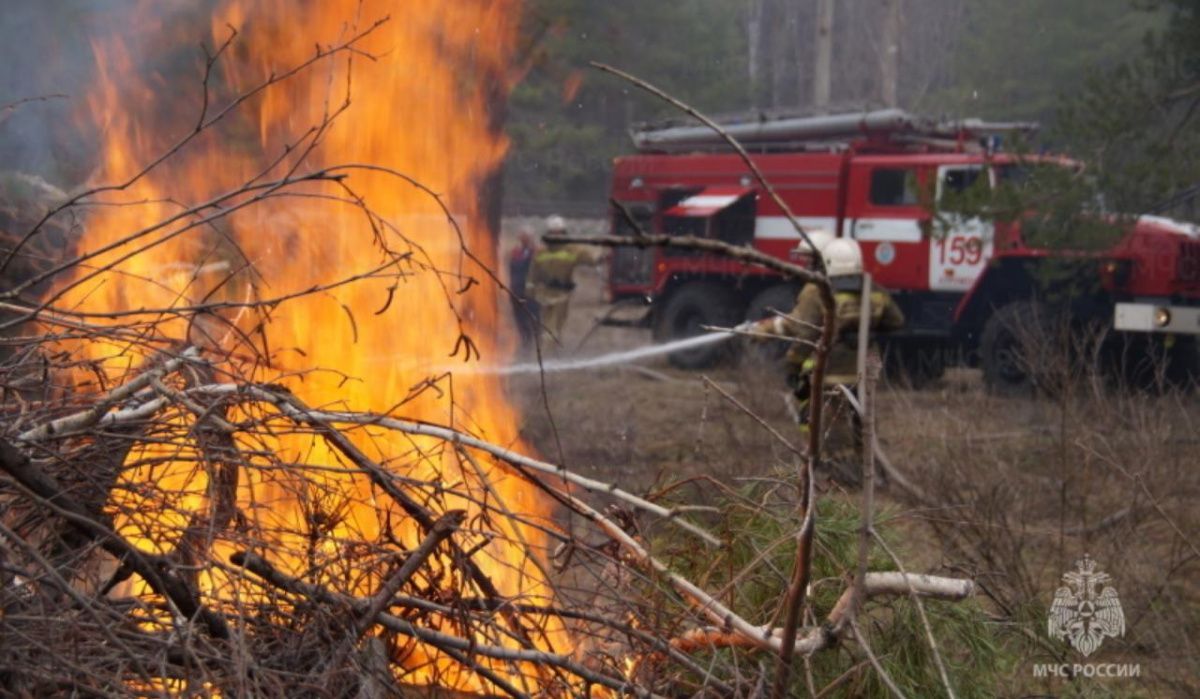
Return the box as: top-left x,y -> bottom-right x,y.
930,165 -> 993,292
845,163 -> 930,291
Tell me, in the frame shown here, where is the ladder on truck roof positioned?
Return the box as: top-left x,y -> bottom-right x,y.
630,108 -> 1039,153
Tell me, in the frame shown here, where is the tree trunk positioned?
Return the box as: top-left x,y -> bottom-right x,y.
771,0 -> 794,107
748,0 -> 764,99
813,0 -> 835,107
879,0 -> 903,107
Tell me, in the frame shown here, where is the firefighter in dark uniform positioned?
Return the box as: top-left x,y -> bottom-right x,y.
754,236 -> 905,480
526,215 -> 598,343
507,229 -> 537,345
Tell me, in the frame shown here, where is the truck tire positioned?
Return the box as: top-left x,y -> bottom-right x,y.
743,284 -> 800,363
979,300 -> 1062,396
655,282 -> 741,369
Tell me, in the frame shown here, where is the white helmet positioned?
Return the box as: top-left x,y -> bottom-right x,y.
545,214 -> 567,232
793,229 -> 835,256
820,238 -> 863,277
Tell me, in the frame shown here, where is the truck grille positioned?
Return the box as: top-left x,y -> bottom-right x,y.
1181,239 -> 1200,285
610,246 -> 654,287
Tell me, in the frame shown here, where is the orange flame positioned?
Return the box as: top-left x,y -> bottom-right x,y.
53,1 -> 574,692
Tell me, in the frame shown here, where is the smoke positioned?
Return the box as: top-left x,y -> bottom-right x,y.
0,0 -> 217,189
0,0 -> 227,297
1,1 -> 110,185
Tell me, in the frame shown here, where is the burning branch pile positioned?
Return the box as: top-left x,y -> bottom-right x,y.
0,343 -> 975,696
0,3 -> 980,697
0,4 -> 616,694
0,371 -> 661,695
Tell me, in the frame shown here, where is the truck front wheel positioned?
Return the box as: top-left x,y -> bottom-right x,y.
979,300 -> 1062,396
655,282 -> 741,369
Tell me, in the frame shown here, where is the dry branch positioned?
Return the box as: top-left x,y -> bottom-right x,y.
0,437 -> 230,639
676,571 -> 974,657
15,347 -> 201,442
80,380 -> 723,547
230,550 -> 659,698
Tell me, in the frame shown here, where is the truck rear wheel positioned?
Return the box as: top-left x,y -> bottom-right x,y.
655,282 -> 740,369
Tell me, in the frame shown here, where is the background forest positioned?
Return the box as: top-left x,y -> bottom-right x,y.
507,0 -> 1200,219
0,1 -> 1196,218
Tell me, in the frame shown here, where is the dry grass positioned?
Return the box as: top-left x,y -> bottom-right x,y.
883,377 -> 1200,696
509,258 -> 1200,696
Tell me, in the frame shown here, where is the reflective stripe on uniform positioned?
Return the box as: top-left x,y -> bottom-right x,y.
534,250 -> 578,264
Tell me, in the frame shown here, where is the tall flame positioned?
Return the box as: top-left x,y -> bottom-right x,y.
53,0 -> 570,692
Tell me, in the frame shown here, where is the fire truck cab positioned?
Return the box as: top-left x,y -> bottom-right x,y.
605,109 -> 1200,390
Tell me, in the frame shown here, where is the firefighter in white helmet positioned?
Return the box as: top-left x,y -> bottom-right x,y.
793,228 -> 835,257
526,215 -> 599,344
754,235 -> 905,480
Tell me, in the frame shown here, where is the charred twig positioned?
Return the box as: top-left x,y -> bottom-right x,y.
0,520 -> 158,686
15,347 -> 202,443
319,510 -> 466,683
357,509 -> 464,635
84,381 -> 723,546
0,437 -> 230,639
264,388 -> 558,676
230,550 -> 658,698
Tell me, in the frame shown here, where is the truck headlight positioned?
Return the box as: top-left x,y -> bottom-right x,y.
1154,307 -> 1172,327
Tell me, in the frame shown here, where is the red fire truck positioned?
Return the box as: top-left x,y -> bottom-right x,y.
604,110 -> 1200,390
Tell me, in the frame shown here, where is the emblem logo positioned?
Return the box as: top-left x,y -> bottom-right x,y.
1048,556 -> 1125,657
874,241 -> 896,266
